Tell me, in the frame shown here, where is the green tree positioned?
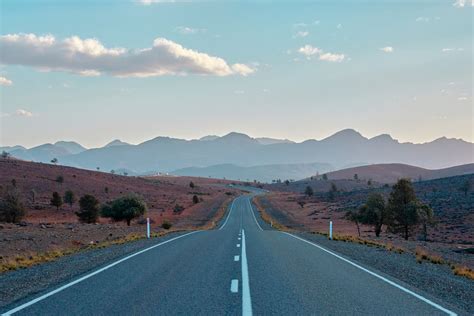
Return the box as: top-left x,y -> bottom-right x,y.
386,179 -> 419,240
416,203 -> 434,241
101,194 -> 147,226
284,180 -> 290,186
304,186 -> 314,197
358,193 -> 387,237
189,181 -> 195,189
1,151 -> 10,159
56,175 -> 64,184
0,186 -> 26,223
322,174 -> 328,181
345,210 -> 362,237
354,173 -> 359,181
76,194 -> 100,223
328,183 -> 338,201
51,158 -> 58,164
64,190 -> 76,207
459,179 -> 471,196
50,192 -> 63,210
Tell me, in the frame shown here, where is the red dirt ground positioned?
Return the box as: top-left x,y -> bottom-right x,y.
0,158 -> 239,268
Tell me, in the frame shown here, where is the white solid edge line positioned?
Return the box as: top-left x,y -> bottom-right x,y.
282,232 -> 457,316
2,231 -> 201,316
231,279 -> 239,293
241,229 -> 252,316
247,198 -> 263,231
219,198 -> 237,230
234,255 -> 240,262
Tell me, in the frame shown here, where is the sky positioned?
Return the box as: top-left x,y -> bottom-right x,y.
0,0 -> 472,148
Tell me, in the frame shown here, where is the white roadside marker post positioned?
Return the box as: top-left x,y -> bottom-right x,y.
146,217 -> 150,239
329,221 -> 333,240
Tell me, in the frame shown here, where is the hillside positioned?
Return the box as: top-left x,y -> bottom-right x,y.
318,163 -> 474,184
172,162 -> 333,183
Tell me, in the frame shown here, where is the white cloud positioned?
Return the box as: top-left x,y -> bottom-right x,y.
0,33 -> 254,77
336,24 -> 343,29
298,45 -> 321,57
415,17 -> 430,22
293,31 -> 309,38
175,26 -> 205,35
453,0 -> 474,7
442,47 -> 464,52
380,46 -> 394,53
319,52 -> 345,62
293,22 -> 308,28
15,109 -> 33,117
137,0 -> 178,5
297,45 -> 345,63
0,76 -> 13,86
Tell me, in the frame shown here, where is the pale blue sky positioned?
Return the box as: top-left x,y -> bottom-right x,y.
0,0 -> 472,148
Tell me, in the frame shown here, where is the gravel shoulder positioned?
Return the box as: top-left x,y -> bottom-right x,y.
293,231 -> 474,315
0,231 -> 188,311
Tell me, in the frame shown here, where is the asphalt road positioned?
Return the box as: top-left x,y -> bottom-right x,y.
2,194 -> 459,315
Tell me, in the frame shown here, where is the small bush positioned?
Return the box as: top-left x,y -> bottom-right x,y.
76,194 -> 100,223
161,221 -> 172,230
56,175 -> 64,184
50,192 -> 63,210
189,181 -> 195,189
0,186 -> 26,223
192,195 -> 199,204
173,204 -> 184,213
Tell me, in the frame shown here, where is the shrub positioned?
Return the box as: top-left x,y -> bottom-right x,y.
189,181 -> 195,189
0,186 -> 26,223
76,194 -> 100,223
304,186 -> 314,197
173,204 -> 184,213
192,195 -> 199,204
50,192 -> 63,210
64,190 -> 76,207
161,221 -> 172,230
101,194 -> 147,226
56,175 -> 64,184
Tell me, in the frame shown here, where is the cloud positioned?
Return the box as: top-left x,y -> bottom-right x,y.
15,109 -> 33,117
0,76 -> 12,86
415,17 -> 430,22
297,45 -> 345,63
175,26 -> 205,35
380,46 -> 394,53
0,33 -> 255,77
137,0 -> 179,5
336,24 -> 343,29
453,0 -> 474,7
293,31 -> 309,38
442,47 -> 464,52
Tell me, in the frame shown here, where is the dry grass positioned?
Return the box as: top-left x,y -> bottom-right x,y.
199,197 -> 233,230
415,247 -> 444,265
451,265 -> 474,280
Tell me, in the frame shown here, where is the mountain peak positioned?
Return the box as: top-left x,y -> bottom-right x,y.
105,139 -> 129,147
323,129 -> 366,142
370,134 -> 397,143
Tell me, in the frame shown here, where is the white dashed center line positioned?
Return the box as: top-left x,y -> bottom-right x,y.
237,244 -> 241,248
234,255 -> 240,262
231,279 -> 239,293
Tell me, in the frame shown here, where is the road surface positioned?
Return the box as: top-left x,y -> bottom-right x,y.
2,194 -> 458,315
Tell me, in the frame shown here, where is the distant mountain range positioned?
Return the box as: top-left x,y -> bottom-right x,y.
172,162 -> 332,183
1,129 -> 473,182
